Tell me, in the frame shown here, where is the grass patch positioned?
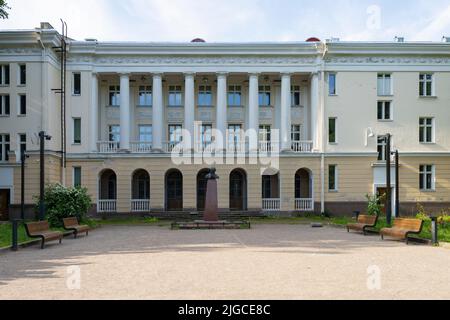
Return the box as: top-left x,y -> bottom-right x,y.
0,222 -> 69,249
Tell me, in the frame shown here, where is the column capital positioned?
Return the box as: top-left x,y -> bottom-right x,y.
183,72 -> 196,77
280,72 -> 293,77
248,72 -> 261,77
119,72 -> 130,78
216,72 -> 229,77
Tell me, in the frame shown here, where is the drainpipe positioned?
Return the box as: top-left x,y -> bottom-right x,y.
319,42 -> 327,214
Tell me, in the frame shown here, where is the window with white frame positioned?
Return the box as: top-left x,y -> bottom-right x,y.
73,167 -> 82,188
73,118 -> 81,144
291,86 -> 301,106
138,125 -> 152,143
291,124 -> 303,142
377,136 -> 387,161
377,101 -> 392,121
109,86 -> 120,106
168,86 -> 183,107
108,125 -> 120,142
72,73 -> 81,95
19,65 -> 26,86
228,85 -> 242,106
18,94 -> 26,115
228,124 -> 242,149
419,165 -> 435,191
198,85 -> 213,106
328,73 -> 336,95
0,95 -> 10,116
259,125 -> 271,142
258,86 -> 271,106
18,134 -> 26,159
419,117 -> 434,143
168,124 -> 183,144
329,165 -> 338,191
199,124 -> 213,147
328,118 -> 337,143
377,73 -> 392,96
419,73 -> 434,97
0,65 -> 10,85
0,134 -> 10,162
138,86 -> 152,106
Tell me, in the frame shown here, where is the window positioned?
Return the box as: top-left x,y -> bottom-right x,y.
18,95 -> 26,115
328,118 -> 337,143
138,86 -> 152,106
73,167 -> 82,188
109,125 -> 120,142
228,124 -> 242,149
168,124 -> 183,143
419,73 -> 433,97
198,85 -> 213,106
19,65 -> 26,86
138,125 -> 152,143
19,134 -> 26,159
291,86 -> 301,106
0,65 -> 10,85
258,86 -> 271,106
419,117 -> 434,143
73,73 -> 81,95
109,86 -> 120,106
328,73 -> 336,95
228,85 -> 242,106
377,73 -> 392,96
291,124 -> 303,142
168,86 -> 183,107
0,95 -> 9,116
73,118 -> 81,144
262,176 -> 272,199
419,165 -> 435,191
199,124 -> 213,148
329,165 -> 338,191
259,125 -> 271,142
377,136 -> 387,161
0,134 -> 10,162
377,101 -> 392,121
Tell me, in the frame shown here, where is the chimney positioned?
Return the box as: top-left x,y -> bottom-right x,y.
394,36 -> 405,43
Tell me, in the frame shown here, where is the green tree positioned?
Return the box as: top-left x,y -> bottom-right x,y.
0,1 -> 10,19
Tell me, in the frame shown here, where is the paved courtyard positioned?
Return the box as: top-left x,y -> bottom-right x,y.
0,224 -> 449,300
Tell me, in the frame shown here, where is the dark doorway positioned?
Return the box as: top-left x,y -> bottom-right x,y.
0,189 -> 10,221
99,169 -> 117,200
166,169 -> 183,211
295,169 -> 312,199
132,169 -> 150,200
230,169 -> 247,211
197,169 -> 209,211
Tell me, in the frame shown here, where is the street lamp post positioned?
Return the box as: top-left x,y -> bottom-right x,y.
384,134 -> 392,225
392,149 -> 400,218
39,131 -> 52,221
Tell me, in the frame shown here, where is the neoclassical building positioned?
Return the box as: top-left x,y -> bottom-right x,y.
1,22 -> 450,219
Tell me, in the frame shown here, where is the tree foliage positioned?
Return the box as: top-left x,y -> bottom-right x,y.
0,1 -> 10,19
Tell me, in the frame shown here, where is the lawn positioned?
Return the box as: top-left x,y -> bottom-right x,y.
0,223 -> 32,249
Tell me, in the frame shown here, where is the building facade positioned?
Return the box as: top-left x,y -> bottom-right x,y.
1,23 -> 450,219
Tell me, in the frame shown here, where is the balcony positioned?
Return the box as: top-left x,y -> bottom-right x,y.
195,141 -> 215,153
165,141 -> 182,153
130,142 -> 152,153
98,200 -> 117,213
262,198 -> 281,212
98,141 -> 120,153
291,141 -> 313,153
131,199 -> 151,212
295,198 -> 314,211
259,141 -> 279,153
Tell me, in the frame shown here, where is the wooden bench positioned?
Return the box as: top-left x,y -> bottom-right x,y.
63,217 -> 90,239
25,221 -> 63,249
347,214 -> 378,235
380,218 -> 424,244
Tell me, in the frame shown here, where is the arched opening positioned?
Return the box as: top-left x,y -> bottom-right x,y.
166,169 -> 183,211
131,169 -> 150,212
197,169 -> 210,211
229,169 -> 247,211
98,169 -> 117,213
262,171 -> 280,211
295,168 -> 314,211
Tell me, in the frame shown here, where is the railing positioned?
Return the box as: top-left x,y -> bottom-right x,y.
130,142 -> 152,153
98,200 -> 117,213
165,141 -> 182,153
295,198 -> 314,211
226,141 -> 247,153
195,142 -> 215,153
131,199 -> 151,212
259,141 -> 279,153
98,141 -> 120,153
291,141 -> 314,153
262,198 -> 281,212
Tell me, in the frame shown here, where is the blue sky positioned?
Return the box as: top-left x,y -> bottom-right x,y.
2,0 -> 450,42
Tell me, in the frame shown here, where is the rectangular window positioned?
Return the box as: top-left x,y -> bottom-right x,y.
138,125 -> 152,143
73,167 -> 82,188
262,175 -> 272,199
0,134 -> 10,162
198,85 -> 213,106
18,95 -> 26,115
419,117 -> 434,143
377,136 -> 387,161
138,86 -> 152,106
419,73 -> 433,97
168,124 -> 183,143
19,65 -> 26,86
419,165 -> 434,191
0,95 -> 10,116
109,125 -> 120,142
109,86 -> 120,106
259,125 -> 271,142
291,86 -> 301,106
328,118 -> 337,143
0,65 -> 10,85
73,118 -> 81,144
329,165 -> 338,191
228,124 -> 242,149
291,124 -> 303,142
73,73 -> 81,95
377,101 -> 392,120
199,124 -> 213,147
19,134 -> 26,159
168,86 -> 183,107
328,73 -> 336,95
228,85 -> 242,106
377,73 -> 392,96
258,86 -> 271,106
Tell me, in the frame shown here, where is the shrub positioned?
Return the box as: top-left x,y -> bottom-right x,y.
366,193 -> 385,216
35,184 -> 92,227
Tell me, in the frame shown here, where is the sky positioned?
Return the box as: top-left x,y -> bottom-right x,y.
1,0 -> 450,42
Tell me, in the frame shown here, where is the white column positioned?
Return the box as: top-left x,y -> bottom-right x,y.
310,73 -> 320,151
216,73 -> 227,150
90,73 -> 99,152
152,73 -> 163,151
280,73 -> 292,151
248,73 -> 259,151
184,73 -> 195,150
119,73 -> 130,151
